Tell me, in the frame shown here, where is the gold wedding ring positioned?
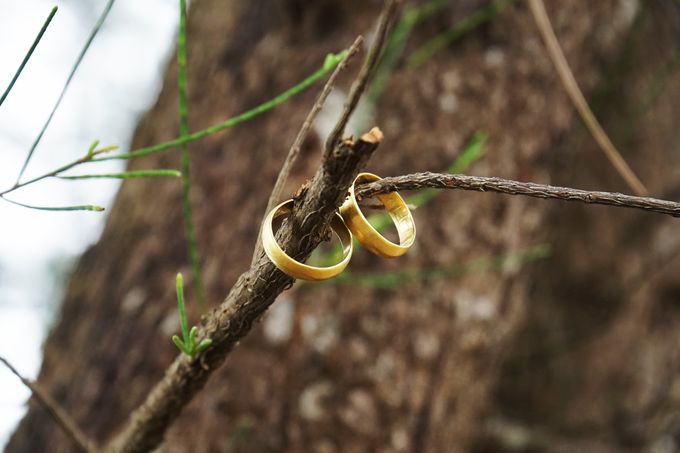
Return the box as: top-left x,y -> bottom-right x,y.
340,172 -> 416,258
262,199 -> 353,281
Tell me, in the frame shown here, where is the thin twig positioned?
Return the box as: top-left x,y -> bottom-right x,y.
528,0 -> 648,196
0,356 -> 97,452
1,154 -> 92,197
355,172 -> 680,218
324,0 -> 401,155
250,36 -> 364,266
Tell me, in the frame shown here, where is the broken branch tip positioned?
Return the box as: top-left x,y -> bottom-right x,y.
361,127 -> 383,144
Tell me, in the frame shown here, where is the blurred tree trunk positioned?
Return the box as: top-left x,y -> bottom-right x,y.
8,0 -> 680,451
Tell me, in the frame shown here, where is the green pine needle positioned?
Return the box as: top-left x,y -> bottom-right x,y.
196,338 -> 213,354
91,144 -> 120,156
92,50 -> 350,162
177,0 -> 207,312
320,244 -> 551,289
0,6 -> 58,108
407,0 -> 517,68
188,326 -> 198,347
86,140 -> 101,157
17,0 -> 117,182
85,140 -> 119,157
58,170 -> 181,180
324,50 -> 348,70
368,0 -> 449,104
172,335 -> 190,355
176,273 -> 190,341
400,131 -> 486,209
0,196 -> 104,212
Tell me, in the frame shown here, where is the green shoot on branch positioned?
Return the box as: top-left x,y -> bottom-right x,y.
171,273 -> 212,359
85,139 -> 119,158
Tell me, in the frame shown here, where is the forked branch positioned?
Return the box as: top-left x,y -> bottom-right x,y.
105,2 -> 400,451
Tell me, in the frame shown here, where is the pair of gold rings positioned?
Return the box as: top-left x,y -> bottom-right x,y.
261,172 -> 416,281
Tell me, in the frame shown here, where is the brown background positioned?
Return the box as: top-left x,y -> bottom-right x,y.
8,0 -> 680,451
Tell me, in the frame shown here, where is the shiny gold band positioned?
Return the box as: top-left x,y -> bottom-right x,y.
262,199 -> 353,281
340,172 -> 416,258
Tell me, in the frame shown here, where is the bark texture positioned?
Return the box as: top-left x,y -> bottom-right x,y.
8,0 -> 680,452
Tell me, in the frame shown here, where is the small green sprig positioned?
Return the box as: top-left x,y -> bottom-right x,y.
171,273 -> 212,359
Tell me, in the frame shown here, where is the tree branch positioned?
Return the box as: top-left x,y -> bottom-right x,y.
0,356 -> 97,452
355,172 -> 680,218
105,2 -> 400,451
104,130 -> 382,453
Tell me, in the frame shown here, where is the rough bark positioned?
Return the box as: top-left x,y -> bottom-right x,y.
8,0 -> 679,452
488,3 -> 680,451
